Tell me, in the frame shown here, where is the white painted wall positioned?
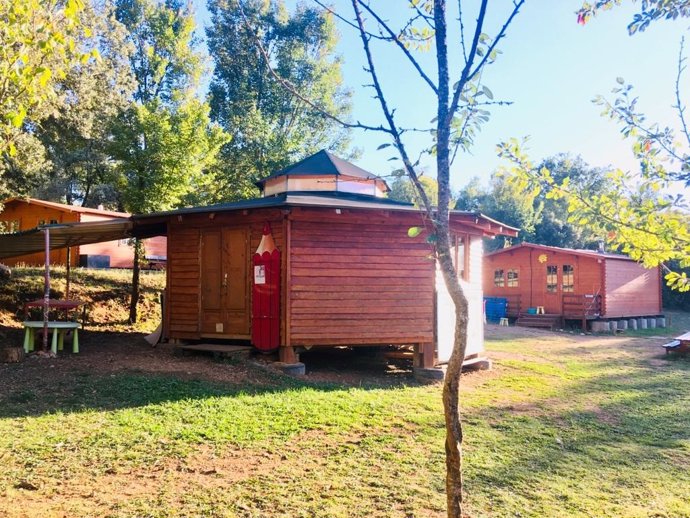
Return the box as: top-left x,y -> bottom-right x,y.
436,236 -> 485,362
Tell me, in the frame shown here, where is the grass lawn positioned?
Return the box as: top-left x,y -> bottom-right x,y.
0,323 -> 689,517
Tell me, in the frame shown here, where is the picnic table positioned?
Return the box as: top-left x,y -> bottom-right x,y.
662,332 -> 690,355
23,298 -> 86,324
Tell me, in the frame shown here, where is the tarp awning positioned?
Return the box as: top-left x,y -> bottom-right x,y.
0,219 -> 134,259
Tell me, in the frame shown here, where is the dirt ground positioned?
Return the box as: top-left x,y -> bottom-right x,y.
0,321 -> 677,394
0,323 -> 428,395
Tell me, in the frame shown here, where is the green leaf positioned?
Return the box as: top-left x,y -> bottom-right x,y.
10,106 -> 26,128
407,227 -> 422,238
377,143 -> 391,150
482,86 -> 494,100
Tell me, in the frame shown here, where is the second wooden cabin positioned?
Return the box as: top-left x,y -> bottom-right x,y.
483,243 -> 662,330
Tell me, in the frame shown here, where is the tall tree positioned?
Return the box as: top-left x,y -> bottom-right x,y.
457,155 -> 607,251
388,174 -> 439,207
206,0 -> 351,201
35,1 -> 136,207
0,0 -> 92,199
235,1 -> 526,515
111,0 -> 229,322
531,155 -> 606,249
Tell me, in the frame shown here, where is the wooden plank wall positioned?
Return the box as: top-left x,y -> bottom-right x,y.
483,247 -> 604,313
287,207 -> 435,347
165,210 -> 285,341
604,259 -> 661,317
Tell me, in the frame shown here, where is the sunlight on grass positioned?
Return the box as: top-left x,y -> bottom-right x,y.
1,332 -> 689,517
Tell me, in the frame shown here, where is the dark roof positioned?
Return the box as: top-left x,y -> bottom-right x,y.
3,197 -> 129,218
255,150 -> 385,187
133,191 -> 519,237
134,191 -> 413,220
485,242 -> 632,261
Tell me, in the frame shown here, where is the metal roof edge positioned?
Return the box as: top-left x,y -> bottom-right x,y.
485,242 -> 632,261
3,197 -> 130,218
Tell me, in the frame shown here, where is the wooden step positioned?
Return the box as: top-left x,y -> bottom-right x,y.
516,314 -> 561,330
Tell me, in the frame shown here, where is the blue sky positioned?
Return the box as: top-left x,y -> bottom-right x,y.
193,1 -> 688,190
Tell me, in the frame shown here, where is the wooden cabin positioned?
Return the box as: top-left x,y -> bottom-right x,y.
136,150 -> 518,369
483,243 -> 662,329
0,198 -> 166,268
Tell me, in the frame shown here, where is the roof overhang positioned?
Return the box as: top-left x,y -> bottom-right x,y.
0,218 -> 166,259
485,242 -> 632,261
133,193 -> 519,239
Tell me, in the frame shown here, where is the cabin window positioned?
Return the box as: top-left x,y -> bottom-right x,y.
494,269 -> 505,287
49,219 -> 58,225
38,219 -> 46,226
507,269 -> 519,287
453,234 -> 467,281
546,265 -> 558,292
562,264 -> 575,292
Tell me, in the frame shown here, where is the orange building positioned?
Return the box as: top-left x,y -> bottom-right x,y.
483,243 -> 663,328
0,198 -> 166,268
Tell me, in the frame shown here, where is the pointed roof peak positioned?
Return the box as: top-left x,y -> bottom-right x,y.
256,149 -> 386,187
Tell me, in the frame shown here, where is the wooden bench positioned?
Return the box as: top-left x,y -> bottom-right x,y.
23,321 -> 81,355
662,331 -> 690,356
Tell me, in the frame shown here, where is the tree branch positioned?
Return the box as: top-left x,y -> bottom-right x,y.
449,0 -> 525,121
311,0 -> 387,40
358,2 -> 438,94
675,37 -> 690,149
350,0 -> 434,216
457,0 -> 468,63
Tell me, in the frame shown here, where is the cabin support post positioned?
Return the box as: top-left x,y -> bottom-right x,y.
413,342 -> 445,382
413,342 -> 435,369
277,346 -> 305,376
279,345 -> 298,364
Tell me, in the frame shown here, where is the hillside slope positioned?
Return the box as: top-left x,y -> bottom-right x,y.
0,267 -> 165,339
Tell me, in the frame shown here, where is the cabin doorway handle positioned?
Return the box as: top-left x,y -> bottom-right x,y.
222,273 -> 228,288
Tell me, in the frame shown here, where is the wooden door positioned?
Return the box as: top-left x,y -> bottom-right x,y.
544,264 -> 560,314
200,228 -> 249,337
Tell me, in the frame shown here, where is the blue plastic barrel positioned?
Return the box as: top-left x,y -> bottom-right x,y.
484,297 -> 508,322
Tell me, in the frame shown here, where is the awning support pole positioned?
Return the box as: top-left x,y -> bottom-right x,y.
66,246 -> 71,299
42,228 -> 50,352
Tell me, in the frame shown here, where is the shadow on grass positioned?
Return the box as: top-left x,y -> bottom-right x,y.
0,329 -> 421,420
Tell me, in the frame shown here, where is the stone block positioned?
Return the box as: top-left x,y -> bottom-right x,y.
591,321 -> 609,333
275,362 -> 306,376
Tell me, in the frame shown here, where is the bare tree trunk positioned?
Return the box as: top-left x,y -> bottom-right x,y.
129,238 -> 141,324
434,2 -> 470,515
